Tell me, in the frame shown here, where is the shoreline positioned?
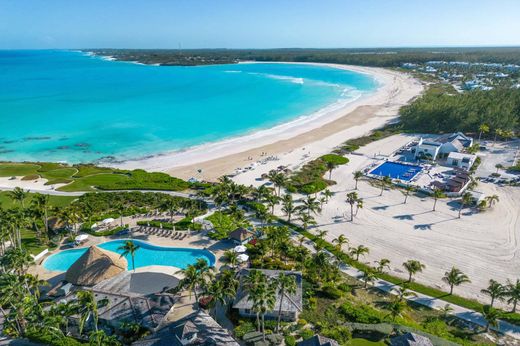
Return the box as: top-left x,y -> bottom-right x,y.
115,63 -> 424,180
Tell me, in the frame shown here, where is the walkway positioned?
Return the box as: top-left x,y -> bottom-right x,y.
289,231 -> 520,340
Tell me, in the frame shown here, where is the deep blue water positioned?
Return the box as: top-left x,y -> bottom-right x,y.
0,50 -> 377,163
42,239 -> 216,272
370,161 -> 423,181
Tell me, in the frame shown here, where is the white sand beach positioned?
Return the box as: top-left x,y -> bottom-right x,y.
115,63 -> 423,180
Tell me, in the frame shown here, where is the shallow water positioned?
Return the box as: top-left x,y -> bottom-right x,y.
0,50 -> 377,163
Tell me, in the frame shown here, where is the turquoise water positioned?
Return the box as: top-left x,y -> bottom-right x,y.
370,161 -> 423,181
42,239 -> 216,272
0,50 -> 377,163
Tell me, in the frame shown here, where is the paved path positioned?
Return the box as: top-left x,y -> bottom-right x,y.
0,186 -> 193,198
289,231 -> 520,340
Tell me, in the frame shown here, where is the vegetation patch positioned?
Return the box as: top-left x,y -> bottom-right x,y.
288,154 -> 349,194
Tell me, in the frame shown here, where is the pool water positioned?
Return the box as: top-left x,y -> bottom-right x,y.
369,161 -> 423,181
43,239 -> 215,272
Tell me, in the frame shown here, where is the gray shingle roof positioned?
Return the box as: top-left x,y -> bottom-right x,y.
297,335 -> 340,346
132,310 -> 239,346
390,332 -> 433,346
232,269 -> 302,313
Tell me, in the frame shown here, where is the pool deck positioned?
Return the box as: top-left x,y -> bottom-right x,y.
30,229 -> 233,283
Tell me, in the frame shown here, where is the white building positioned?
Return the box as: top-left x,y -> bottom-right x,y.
414,132 -> 473,160
446,152 -> 477,170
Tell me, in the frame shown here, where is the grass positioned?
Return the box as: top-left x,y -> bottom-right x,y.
20,228 -> 49,255
0,191 -> 76,209
0,162 -> 189,192
349,339 -> 386,346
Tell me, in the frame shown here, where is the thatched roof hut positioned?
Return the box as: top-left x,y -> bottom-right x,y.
65,246 -> 127,286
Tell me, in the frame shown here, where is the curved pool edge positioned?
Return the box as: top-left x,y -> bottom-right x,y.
42,238 -> 216,272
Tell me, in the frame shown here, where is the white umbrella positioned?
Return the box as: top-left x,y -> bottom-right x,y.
75,234 -> 89,242
234,245 -> 247,253
101,218 -> 115,224
91,223 -> 98,229
237,254 -> 249,262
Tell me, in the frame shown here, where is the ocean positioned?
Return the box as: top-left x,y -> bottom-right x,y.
0,50 -> 377,163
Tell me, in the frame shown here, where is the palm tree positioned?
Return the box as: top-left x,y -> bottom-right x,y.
300,196 -> 321,216
431,188 -> 445,211
346,192 -> 359,221
402,185 -> 415,204
267,171 -> 287,196
298,213 -> 316,231
485,194 -> 499,208
481,305 -> 500,332
223,249 -> 239,269
439,304 -> 454,320
332,235 -> 349,252
379,176 -> 392,196
353,171 -> 363,190
387,297 -> 407,321
458,192 -> 473,218
207,270 -> 238,309
481,279 -> 506,308
315,229 -> 328,243
281,194 -> 297,222
117,240 -> 140,272
375,258 -> 391,274
442,267 -> 471,294
76,290 -> 105,335
478,124 -> 489,142
326,161 -> 338,180
275,273 -> 297,332
160,198 -> 179,224
495,163 -> 504,174
31,193 -> 50,243
265,194 -> 280,215
355,198 -> 363,216
8,187 -> 28,209
506,279 -> 520,313
350,245 -> 369,261
322,189 -> 334,202
402,260 -> 425,282
494,128 -> 503,145
361,269 -> 376,288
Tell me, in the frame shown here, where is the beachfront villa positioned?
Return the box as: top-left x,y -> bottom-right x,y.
413,132 -> 473,160
233,269 -> 303,321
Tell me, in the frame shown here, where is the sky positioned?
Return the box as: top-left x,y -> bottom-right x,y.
1,0 -> 519,49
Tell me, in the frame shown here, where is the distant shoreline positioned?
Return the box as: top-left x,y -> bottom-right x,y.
115,63 -> 424,180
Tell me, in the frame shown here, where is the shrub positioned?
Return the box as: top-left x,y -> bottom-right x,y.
337,282 -> 352,293
320,154 -> 349,165
321,325 -> 352,344
285,335 -> 296,346
297,318 -> 307,327
320,284 -> 344,299
234,320 -> 256,339
339,301 -> 384,324
299,328 -> 314,340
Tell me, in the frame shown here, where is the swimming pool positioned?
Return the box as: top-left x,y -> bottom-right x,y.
43,239 -> 215,272
369,161 -> 423,181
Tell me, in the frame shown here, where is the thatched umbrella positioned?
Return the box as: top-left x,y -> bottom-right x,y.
65,246 -> 127,286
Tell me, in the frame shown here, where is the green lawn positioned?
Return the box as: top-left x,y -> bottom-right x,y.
349,339 -> 385,346
0,162 -> 189,192
0,191 -> 76,209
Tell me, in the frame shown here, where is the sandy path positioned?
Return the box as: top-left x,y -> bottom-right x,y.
116,64 -> 423,181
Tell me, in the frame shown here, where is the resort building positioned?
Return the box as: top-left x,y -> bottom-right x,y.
413,132 -> 473,160
446,152 -> 477,170
132,310 -> 239,345
60,289 -> 175,331
228,227 -> 255,245
233,269 -> 303,321
297,335 -> 340,346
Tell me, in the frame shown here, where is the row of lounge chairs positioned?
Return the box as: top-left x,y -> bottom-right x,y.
136,226 -> 188,240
